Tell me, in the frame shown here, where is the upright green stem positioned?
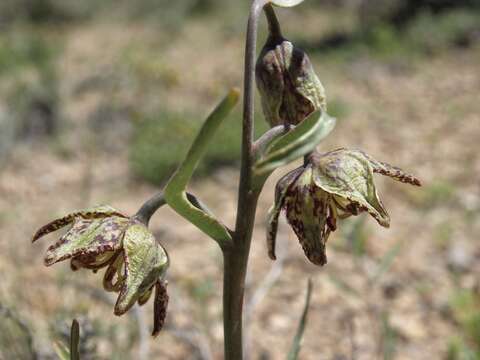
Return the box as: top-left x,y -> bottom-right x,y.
223,1 -> 268,359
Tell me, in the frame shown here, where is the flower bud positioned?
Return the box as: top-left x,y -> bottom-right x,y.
256,34 -> 326,127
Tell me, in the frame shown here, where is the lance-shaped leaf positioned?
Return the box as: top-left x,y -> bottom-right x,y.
114,222 -> 169,315
32,205 -> 127,243
44,216 -> 129,266
253,109 -> 335,176
70,319 -> 80,360
165,90 -> 239,248
271,0 -> 305,7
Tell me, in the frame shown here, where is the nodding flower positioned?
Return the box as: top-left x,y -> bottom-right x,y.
255,28 -> 326,128
32,205 -> 169,337
267,148 -> 421,266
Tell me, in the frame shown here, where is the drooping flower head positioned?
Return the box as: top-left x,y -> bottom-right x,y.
267,149 -> 421,266
32,205 -> 169,336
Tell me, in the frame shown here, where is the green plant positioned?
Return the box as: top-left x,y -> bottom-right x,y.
31,1 -> 421,359
448,290 -> 480,359
0,30 -> 60,141
405,9 -> 480,52
130,110 -> 268,184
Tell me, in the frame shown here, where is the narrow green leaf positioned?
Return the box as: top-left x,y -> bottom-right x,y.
271,0 -> 305,7
53,341 -> 70,360
165,90 -> 239,248
287,278 -> 313,360
327,274 -> 361,298
70,319 -> 80,360
253,110 -> 335,176
371,241 -> 403,284
165,191 -> 233,247
165,89 -> 239,193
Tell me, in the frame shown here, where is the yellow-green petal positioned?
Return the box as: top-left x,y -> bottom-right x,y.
284,167 -> 331,265
267,167 -> 304,260
137,286 -> 154,306
114,222 -> 169,315
312,149 -> 390,227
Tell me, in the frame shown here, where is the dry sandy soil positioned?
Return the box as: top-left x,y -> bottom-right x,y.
0,10 -> 479,360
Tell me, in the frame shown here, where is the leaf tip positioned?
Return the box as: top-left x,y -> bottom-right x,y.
229,87 -> 241,103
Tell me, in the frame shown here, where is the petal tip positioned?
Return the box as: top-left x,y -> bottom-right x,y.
113,306 -> 127,317
381,220 -> 391,228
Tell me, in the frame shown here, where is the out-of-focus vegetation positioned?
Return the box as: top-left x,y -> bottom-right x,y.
130,110 -> 265,185
299,1 -> 480,60
1,0 -> 479,179
447,290 -> 480,359
0,28 -> 59,158
126,0 -> 480,184
1,0 -> 479,358
0,305 -> 36,359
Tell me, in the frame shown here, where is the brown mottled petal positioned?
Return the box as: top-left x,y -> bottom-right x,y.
327,201 -> 338,231
72,250 -> 117,271
284,167 -> 330,266
103,250 -> 125,292
312,149 -> 390,228
77,205 -> 128,220
32,205 -> 127,243
114,221 -> 169,316
359,150 -> 422,186
267,167 -> 305,260
70,258 -> 81,271
32,213 -> 78,243
152,281 -> 169,337
44,216 -> 129,267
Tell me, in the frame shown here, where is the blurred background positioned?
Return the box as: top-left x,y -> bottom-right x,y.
0,0 -> 479,359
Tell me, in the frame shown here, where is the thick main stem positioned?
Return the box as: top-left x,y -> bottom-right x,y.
223,1 -> 267,359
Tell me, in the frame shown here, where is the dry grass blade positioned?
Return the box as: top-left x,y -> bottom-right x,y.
287,278 -> 313,360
